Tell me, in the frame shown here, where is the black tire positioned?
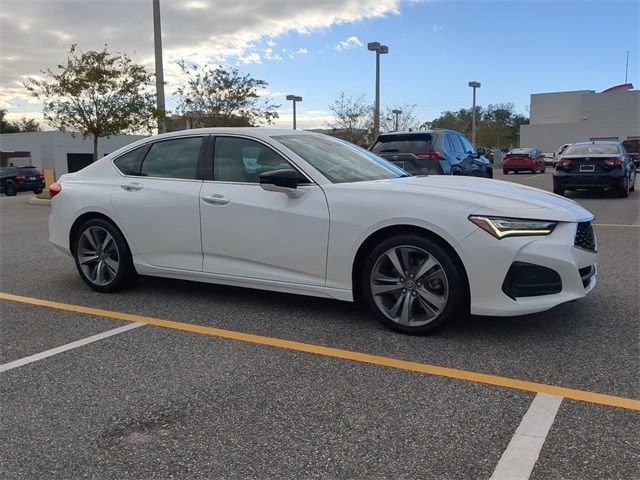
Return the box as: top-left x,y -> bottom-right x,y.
4,181 -> 17,196
33,188 -> 43,194
553,185 -> 564,196
486,167 -> 493,179
73,218 -> 136,292
630,171 -> 636,192
617,176 -> 629,198
503,169 -> 508,175
360,234 -> 466,335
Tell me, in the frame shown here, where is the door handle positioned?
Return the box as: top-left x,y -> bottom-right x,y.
121,182 -> 143,191
201,194 -> 230,205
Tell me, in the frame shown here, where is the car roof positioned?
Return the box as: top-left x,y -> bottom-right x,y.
149,127 -> 319,141
570,140 -> 621,146
377,129 -> 457,137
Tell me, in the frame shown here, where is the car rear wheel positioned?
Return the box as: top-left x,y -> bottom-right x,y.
503,169 -> 508,175
361,234 -> 465,334
4,181 -> 17,196
73,219 -> 136,292
617,176 -> 629,198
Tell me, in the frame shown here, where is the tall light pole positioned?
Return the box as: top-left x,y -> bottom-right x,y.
392,109 -> 402,131
368,42 -> 389,140
153,0 -> 166,133
286,95 -> 302,129
468,81 -> 481,144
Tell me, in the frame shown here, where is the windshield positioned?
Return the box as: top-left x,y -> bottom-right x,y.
273,134 -> 407,183
565,144 -> 620,156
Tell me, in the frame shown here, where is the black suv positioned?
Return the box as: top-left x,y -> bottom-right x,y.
371,129 -> 492,178
0,166 -> 45,196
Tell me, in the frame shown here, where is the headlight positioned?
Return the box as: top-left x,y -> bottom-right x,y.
468,215 -> 557,239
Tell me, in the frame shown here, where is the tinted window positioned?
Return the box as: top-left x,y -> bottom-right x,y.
140,137 -> 203,179
274,134 -> 405,183
448,135 -> 465,153
564,144 -> 620,156
214,137 -> 297,183
113,146 -> 147,175
459,135 -> 476,154
371,134 -> 432,154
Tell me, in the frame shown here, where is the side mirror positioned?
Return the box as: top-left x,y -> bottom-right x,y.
476,147 -> 486,156
259,169 -> 305,198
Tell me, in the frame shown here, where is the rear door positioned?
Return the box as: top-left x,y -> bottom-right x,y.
110,136 -> 206,271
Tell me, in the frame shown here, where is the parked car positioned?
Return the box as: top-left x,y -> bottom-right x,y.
503,148 -> 546,174
553,141 -> 636,198
541,153 -> 555,166
622,138 -> 640,168
370,129 -> 493,178
0,166 -> 45,196
49,129 -> 597,334
552,143 -> 572,167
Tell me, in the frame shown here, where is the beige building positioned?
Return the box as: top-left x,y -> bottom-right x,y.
520,84 -> 639,153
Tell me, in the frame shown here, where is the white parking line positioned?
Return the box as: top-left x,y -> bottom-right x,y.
490,393 -> 563,480
0,322 -> 144,373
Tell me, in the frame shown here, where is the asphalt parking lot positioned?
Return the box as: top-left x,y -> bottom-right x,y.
1,172 -> 638,480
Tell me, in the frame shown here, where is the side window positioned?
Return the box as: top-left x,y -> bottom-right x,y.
214,137 -> 300,183
140,137 -> 203,179
449,135 -> 465,154
459,135 -> 476,154
113,145 -> 147,176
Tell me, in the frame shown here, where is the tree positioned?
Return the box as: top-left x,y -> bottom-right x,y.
25,44 -> 157,162
380,104 -> 422,133
0,109 -> 20,133
326,93 -> 373,146
0,109 -> 42,133
175,62 -> 279,128
430,103 -> 529,148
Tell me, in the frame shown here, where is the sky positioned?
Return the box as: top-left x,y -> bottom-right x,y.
0,0 -> 638,130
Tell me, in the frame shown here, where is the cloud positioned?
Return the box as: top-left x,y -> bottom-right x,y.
432,23 -> 444,32
335,36 -> 364,51
263,48 -> 282,61
296,48 -> 308,55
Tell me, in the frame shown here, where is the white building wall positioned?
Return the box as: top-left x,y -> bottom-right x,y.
521,88 -> 640,153
0,132 -> 146,178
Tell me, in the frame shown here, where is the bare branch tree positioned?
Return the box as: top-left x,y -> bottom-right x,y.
326,93 -> 373,146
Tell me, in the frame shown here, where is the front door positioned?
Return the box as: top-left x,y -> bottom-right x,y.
200,135 -> 330,286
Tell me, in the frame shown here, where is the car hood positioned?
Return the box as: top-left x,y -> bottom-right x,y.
352,175 -> 593,222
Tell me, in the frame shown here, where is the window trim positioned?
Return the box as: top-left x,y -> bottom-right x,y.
112,134 -> 208,181
207,134 -> 314,185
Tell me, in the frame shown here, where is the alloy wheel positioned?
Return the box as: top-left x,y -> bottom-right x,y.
77,226 -> 120,286
370,245 -> 449,327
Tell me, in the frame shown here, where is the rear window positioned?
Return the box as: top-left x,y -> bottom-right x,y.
564,144 -> 620,156
506,148 -> 533,157
371,134 -> 433,154
1,167 -> 17,175
17,167 -> 42,175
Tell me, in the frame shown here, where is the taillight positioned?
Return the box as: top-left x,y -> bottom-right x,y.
415,151 -> 441,160
38,175 -> 44,180
557,159 -> 572,168
603,158 -> 623,168
49,182 -> 62,198
15,174 -> 26,181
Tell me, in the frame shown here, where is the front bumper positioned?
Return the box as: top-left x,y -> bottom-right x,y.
456,221 -> 597,316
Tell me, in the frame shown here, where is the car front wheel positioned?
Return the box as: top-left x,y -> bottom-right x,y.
361,234 -> 465,334
73,219 -> 136,292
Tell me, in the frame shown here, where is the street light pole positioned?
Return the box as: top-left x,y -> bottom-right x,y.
368,42 -> 389,140
468,81 -> 481,144
152,0 -> 166,134
392,109 -> 402,131
286,95 -> 302,130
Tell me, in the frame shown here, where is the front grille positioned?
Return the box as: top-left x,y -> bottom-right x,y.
579,265 -> 596,288
574,222 -> 596,251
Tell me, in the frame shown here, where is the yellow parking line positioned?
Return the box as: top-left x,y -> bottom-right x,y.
1,291 -> 638,412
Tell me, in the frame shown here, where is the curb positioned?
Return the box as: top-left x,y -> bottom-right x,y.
28,197 -> 51,206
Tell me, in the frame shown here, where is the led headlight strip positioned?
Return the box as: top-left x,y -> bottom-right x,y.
468,215 -> 557,239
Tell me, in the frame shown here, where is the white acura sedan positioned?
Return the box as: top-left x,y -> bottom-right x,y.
49,129 -> 597,334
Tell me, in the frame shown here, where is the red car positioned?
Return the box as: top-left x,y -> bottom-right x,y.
503,148 -> 546,174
